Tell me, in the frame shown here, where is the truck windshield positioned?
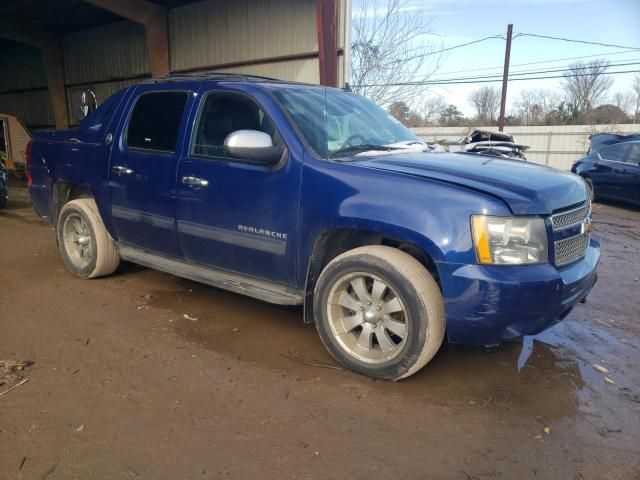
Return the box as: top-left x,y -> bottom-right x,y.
272,87 -> 420,159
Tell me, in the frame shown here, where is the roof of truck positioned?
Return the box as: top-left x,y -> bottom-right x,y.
141,72 -> 318,88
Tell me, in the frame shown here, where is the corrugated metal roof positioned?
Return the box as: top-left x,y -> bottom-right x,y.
63,21 -> 149,85
212,58 -> 320,84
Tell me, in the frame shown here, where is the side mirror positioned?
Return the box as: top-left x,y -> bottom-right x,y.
223,129 -> 282,165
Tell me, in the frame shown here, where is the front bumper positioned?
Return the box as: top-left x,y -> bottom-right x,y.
439,237 -> 600,346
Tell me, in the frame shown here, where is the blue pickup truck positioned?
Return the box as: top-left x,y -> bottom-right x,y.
27,73 -> 599,380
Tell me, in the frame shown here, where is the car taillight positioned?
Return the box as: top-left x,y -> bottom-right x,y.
25,139 -> 33,186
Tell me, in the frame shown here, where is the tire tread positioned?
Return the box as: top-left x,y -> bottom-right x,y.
315,245 -> 445,381
58,198 -> 120,278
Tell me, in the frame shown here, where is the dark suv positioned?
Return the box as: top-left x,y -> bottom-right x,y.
572,133 -> 640,206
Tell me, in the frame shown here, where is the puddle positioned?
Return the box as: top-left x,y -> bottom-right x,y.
145,276 -> 589,420
147,277 -> 325,371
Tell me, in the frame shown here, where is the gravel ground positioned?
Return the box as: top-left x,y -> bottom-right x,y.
0,181 -> 639,479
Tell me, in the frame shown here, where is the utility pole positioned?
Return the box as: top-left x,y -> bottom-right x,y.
498,24 -> 513,131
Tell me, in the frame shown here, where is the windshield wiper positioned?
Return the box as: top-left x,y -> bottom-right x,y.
331,144 -> 401,158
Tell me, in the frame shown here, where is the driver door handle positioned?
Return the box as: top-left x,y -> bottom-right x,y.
112,165 -> 134,175
181,176 -> 209,187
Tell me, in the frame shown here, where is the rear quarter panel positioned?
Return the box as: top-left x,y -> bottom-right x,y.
29,88 -> 132,233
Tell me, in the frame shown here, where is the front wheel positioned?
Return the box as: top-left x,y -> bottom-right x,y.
314,246 -> 445,380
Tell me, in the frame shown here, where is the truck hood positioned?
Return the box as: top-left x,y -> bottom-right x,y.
351,152 -> 587,215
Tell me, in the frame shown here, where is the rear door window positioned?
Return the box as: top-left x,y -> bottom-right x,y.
126,91 -> 188,153
600,144 -> 630,162
626,143 -> 640,164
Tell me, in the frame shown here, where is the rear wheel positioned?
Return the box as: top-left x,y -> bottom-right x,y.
314,246 -> 445,380
57,198 -> 120,278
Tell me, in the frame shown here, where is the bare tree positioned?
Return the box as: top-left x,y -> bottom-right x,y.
561,60 -> 613,116
468,86 -> 500,124
612,91 -> 634,117
388,100 -> 410,123
418,94 -> 446,125
388,100 -> 425,127
351,0 -> 442,107
514,89 -> 560,125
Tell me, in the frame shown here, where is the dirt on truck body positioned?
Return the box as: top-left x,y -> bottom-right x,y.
0,181 -> 639,479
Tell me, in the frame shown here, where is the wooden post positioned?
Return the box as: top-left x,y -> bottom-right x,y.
41,42 -> 69,129
498,24 -> 513,132
316,0 -> 338,87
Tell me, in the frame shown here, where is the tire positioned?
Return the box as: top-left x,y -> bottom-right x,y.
583,177 -> 596,202
56,198 -> 120,278
313,245 -> 445,381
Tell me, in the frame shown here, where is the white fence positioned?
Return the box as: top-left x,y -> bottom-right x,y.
412,124 -> 639,171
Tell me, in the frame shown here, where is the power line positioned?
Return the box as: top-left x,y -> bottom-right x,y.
514,33 -> 640,51
428,50 -> 640,77
428,60 -> 640,83
355,69 -> 640,87
425,35 -> 505,56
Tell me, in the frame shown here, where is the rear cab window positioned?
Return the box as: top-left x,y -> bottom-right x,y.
125,91 -> 189,153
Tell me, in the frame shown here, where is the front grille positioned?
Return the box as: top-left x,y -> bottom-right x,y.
554,233 -> 589,266
551,201 -> 591,266
551,201 -> 590,230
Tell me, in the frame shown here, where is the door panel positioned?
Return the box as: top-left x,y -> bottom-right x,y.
594,144 -> 631,198
623,144 -> 640,203
175,90 -> 301,285
108,86 -> 193,257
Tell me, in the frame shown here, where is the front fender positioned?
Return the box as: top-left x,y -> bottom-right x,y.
297,157 -> 511,287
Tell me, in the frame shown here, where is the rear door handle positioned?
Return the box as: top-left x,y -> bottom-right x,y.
112,165 -> 134,175
181,176 -> 209,187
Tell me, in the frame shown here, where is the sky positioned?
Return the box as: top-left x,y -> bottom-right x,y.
350,0 -> 640,116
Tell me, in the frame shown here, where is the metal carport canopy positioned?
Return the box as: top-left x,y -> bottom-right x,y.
0,0 -> 350,129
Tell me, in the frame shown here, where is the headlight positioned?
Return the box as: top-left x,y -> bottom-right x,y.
471,215 -> 548,265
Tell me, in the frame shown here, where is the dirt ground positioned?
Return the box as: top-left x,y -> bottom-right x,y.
1,180 -> 639,480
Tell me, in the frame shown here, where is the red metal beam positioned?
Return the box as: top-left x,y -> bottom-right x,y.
85,0 -> 169,77
316,0 -> 338,87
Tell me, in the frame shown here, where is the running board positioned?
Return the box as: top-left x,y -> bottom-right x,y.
117,244 -> 304,306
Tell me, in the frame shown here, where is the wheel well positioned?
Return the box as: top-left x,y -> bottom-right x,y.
52,182 -> 93,223
303,228 -> 440,323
